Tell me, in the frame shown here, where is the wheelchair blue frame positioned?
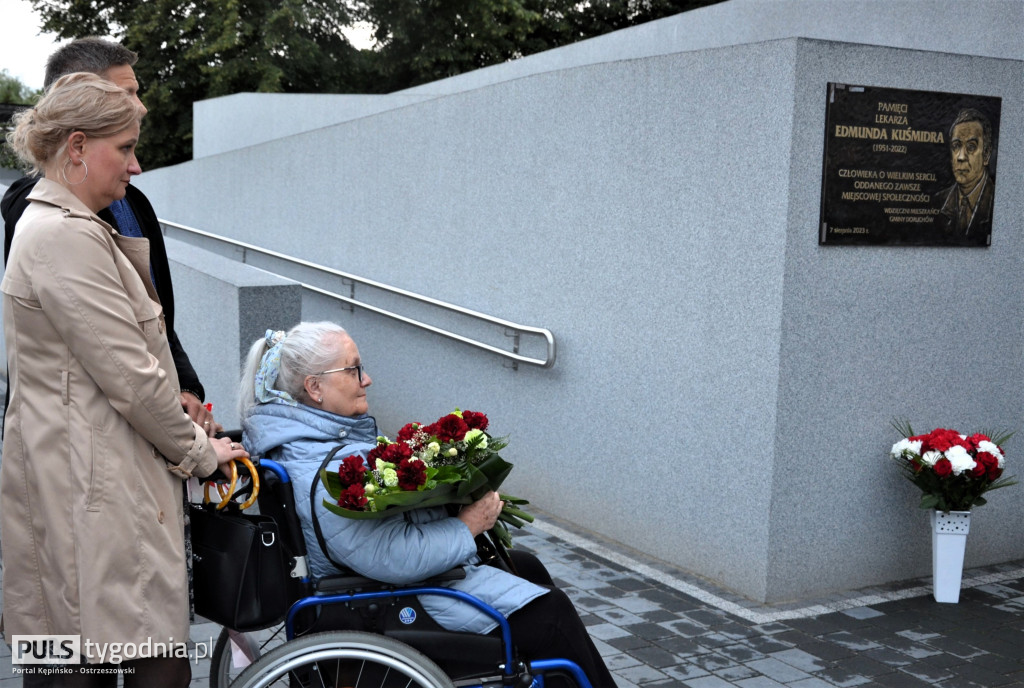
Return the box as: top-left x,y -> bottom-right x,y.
258,458 -> 594,688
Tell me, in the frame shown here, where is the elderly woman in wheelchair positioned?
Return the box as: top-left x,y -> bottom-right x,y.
229,322 -> 617,688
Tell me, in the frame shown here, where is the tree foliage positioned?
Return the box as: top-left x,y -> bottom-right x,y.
358,0 -> 723,91
32,0 -> 363,168
0,69 -> 42,105
1,70 -> 41,169
31,0 -> 723,168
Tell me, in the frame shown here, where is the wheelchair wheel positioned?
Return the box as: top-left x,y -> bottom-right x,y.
230,630 -> 455,688
210,625 -> 288,687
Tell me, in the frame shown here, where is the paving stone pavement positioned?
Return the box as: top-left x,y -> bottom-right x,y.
512,519 -> 1024,688
4,509 -> 1022,687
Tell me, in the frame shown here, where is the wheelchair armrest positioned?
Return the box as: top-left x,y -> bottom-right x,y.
314,567 -> 467,594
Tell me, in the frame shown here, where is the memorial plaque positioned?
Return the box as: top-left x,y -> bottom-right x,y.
819,84 -> 1001,246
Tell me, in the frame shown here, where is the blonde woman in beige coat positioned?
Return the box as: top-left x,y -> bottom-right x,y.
1,73 -> 247,687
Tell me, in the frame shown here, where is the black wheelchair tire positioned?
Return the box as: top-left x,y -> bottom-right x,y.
230,630 -> 455,688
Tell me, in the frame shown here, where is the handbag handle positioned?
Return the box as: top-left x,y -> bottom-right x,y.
202,455 -> 260,511
204,460 -> 238,509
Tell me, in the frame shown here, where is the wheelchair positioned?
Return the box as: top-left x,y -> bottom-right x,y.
208,457 -> 594,688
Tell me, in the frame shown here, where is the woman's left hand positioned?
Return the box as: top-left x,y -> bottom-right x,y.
211,437 -> 250,477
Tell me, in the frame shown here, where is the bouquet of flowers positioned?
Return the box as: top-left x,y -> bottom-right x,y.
320,409 -> 532,547
890,419 -> 1017,512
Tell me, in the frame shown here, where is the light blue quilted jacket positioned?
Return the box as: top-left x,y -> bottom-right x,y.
241,402 -> 547,633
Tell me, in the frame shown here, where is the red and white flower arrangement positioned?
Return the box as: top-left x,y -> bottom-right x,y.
890,420 -> 1017,512
321,409 -> 532,547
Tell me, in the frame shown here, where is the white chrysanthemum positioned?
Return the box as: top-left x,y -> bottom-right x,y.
920,450 -> 942,467
464,428 -> 488,449
945,445 -> 976,475
382,468 -> 398,487
891,438 -> 922,458
977,440 -> 1005,467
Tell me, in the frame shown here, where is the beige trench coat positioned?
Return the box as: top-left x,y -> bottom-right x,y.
0,180 -> 219,661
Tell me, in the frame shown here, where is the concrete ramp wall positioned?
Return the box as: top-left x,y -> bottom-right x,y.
135,21 -> 1023,603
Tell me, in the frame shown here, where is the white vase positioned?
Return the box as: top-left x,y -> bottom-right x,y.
931,510 -> 971,603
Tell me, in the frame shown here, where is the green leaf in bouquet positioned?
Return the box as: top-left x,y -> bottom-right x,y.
890,418 -> 916,439
499,505 -> 534,525
990,475 -> 1020,491
498,511 -> 527,529
430,464 -> 467,486
473,454 -> 514,490
919,493 -> 939,510
456,462 -> 493,499
320,467 -> 345,498
321,480 -> 463,520
491,520 -> 512,549
976,427 -> 1016,447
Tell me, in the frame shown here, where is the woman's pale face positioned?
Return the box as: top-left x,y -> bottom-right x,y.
69,122 -> 143,213
309,333 -> 373,417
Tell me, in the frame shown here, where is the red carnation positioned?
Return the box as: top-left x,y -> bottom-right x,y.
975,452 -> 1001,481
366,443 -> 386,465
462,410 -> 489,432
922,429 -> 967,453
396,423 -> 421,444
933,458 -> 953,478
338,483 -> 368,510
965,433 -> 990,452
434,414 -> 469,442
970,460 -> 987,478
382,441 -> 413,463
397,458 -> 427,491
338,455 -> 367,486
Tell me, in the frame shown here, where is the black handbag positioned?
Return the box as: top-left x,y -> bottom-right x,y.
190,457 -> 289,631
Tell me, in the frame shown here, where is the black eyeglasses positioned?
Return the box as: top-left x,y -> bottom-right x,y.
317,364 -> 365,384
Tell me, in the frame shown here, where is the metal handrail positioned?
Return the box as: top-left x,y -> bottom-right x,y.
159,219 -> 556,368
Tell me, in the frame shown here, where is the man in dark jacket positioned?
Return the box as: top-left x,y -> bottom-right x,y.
1,37 -> 217,433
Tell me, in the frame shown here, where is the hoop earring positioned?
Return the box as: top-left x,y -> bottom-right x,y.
61,158 -> 88,186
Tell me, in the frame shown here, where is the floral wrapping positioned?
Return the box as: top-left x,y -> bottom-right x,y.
320,409 -> 532,548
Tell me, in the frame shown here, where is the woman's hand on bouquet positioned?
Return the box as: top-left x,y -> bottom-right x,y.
458,490 -> 504,536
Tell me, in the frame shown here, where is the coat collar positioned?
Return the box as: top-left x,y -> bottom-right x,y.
243,402 -> 378,458
26,178 -> 117,234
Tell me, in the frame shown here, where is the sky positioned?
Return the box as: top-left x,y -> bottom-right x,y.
0,0 -> 65,90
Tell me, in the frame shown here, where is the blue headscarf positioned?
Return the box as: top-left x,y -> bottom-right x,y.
254,329 -> 298,406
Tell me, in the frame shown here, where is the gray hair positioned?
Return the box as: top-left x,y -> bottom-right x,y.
44,37 -> 138,89
239,321 -> 350,416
